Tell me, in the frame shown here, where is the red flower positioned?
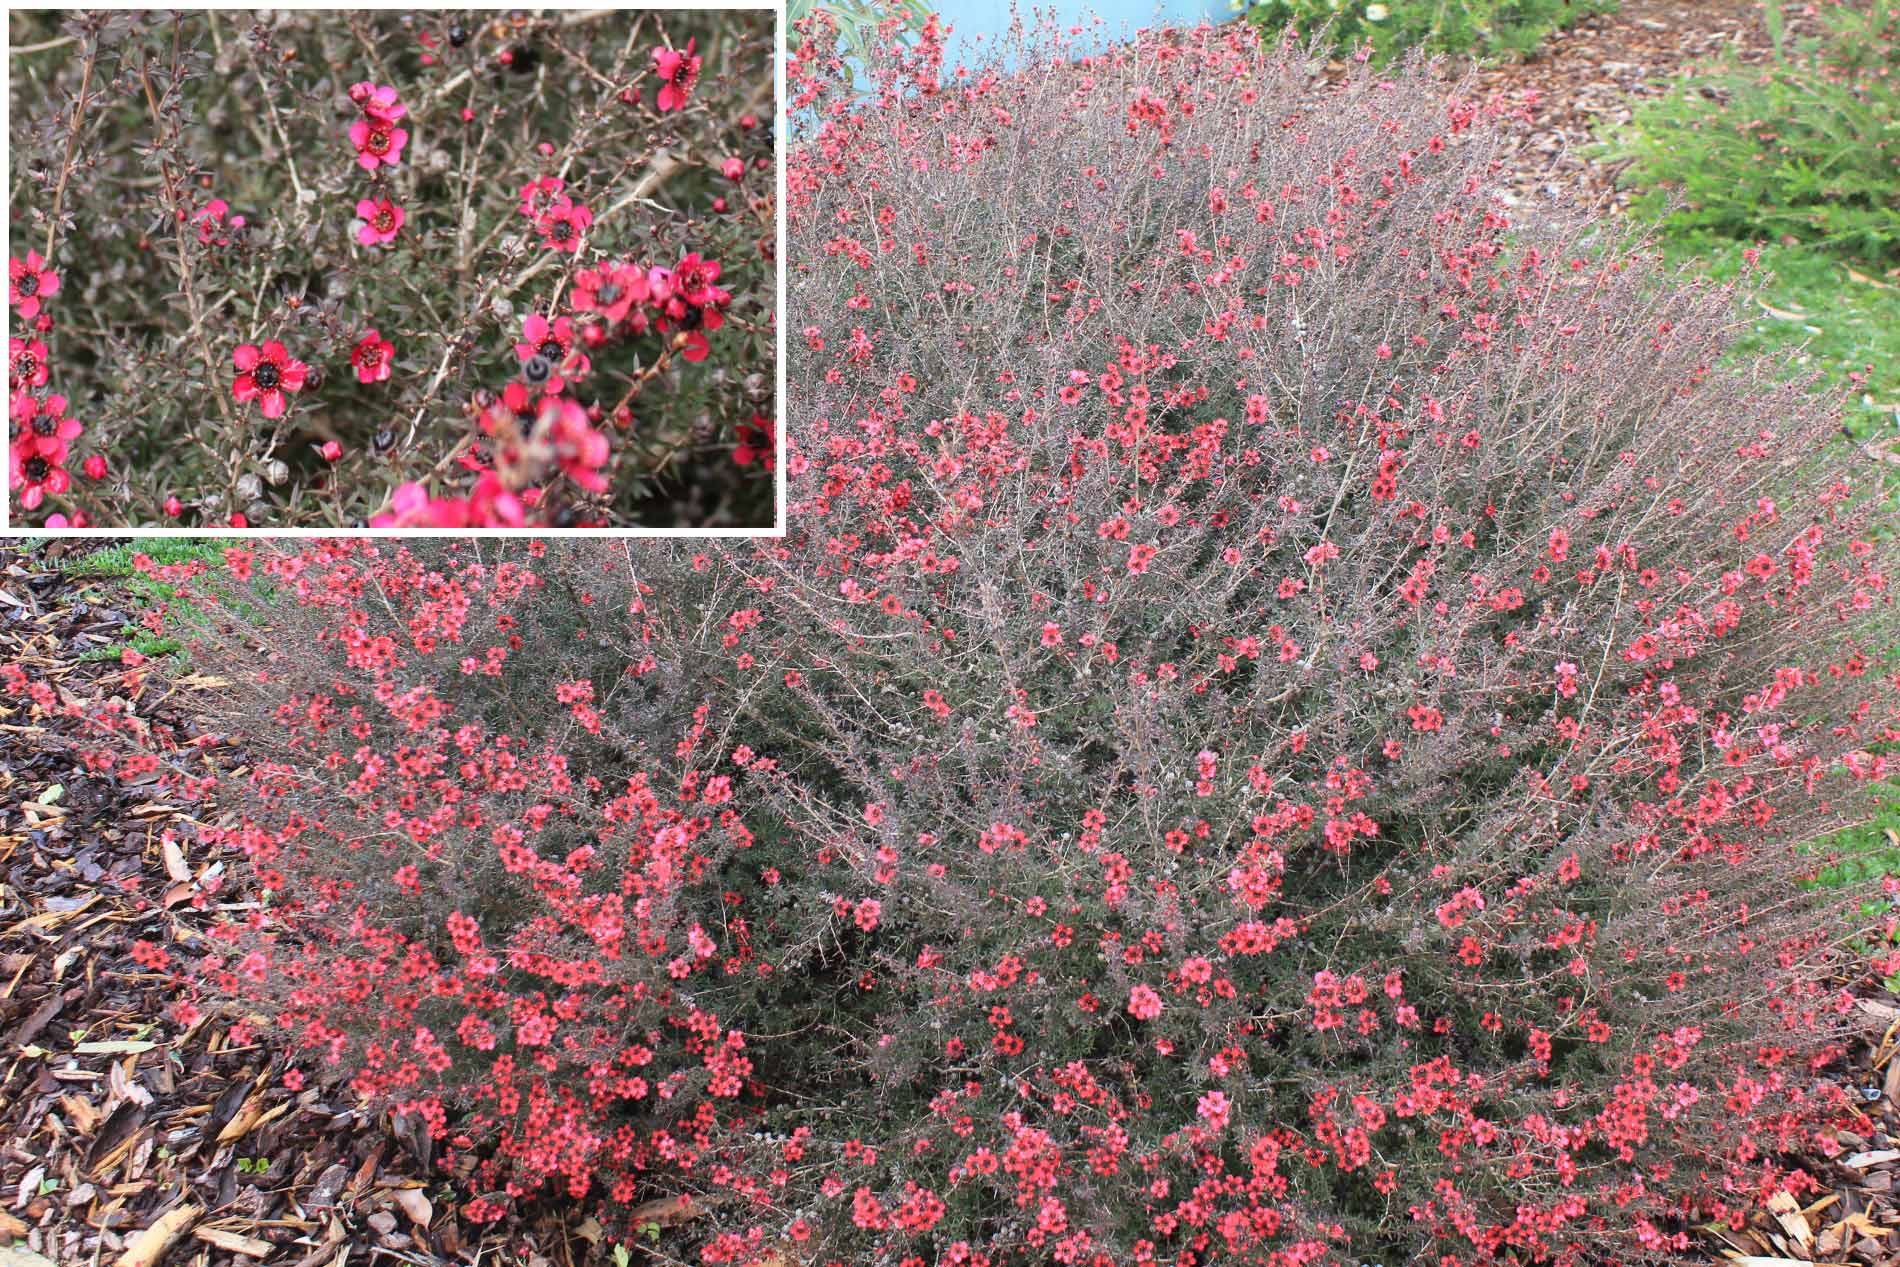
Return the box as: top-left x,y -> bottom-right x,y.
517,176 -> 566,218
355,197 -> 405,247
9,337 -> 49,390
653,39 -> 700,113
541,396 -> 610,493
232,341 -> 309,419
351,329 -> 395,384
9,251 -> 61,320
14,392 -> 81,465
10,440 -> 70,511
194,198 -> 245,246
537,198 -> 592,253
515,313 -> 590,393
349,117 -> 408,171
571,262 -> 649,324
734,413 -> 775,469
668,252 -> 728,307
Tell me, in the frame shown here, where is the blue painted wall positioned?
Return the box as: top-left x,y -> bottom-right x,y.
933,0 -> 1235,70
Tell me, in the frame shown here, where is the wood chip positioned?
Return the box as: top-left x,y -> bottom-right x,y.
1844,1150 -> 1900,1169
192,1227 -> 273,1257
114,1203 -> 200,1267
390,1187 -> 432,1229
1767,1190 -> 1812,1249
160,836 -> 190,885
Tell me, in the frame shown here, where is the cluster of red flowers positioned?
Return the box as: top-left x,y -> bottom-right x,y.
371,240 -> 736,525
9,249 -> 99,522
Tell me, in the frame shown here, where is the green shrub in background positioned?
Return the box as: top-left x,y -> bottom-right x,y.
1597,0 -> 1900,264
787,0 -> 932,67
1238,0 -> 1615,64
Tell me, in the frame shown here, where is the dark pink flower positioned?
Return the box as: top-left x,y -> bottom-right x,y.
194,198 -> 245,246
232,340 -> 309,419
348,81 -> 407,124
540,396 -> 610,493
370,472 -> 524,528
10,251 -> 61,320
349,117 -> 408,171
518,176 -> 566,218
537,198 -> 592,253
355,197 -> 406,246
82,453 -> 107,480
351,329 -> 395,384
9,337 -> 49,390
653,39 -> 700,113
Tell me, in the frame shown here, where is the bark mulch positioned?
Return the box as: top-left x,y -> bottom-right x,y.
0,540 -> 607,1267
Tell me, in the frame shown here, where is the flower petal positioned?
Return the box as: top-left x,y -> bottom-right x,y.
232,373 -> 258,402
262,341 -> 287,362
234,344 -> 260,371
278,361 -> 308,392
261,389 -> 286,419
356,198 -> 379,220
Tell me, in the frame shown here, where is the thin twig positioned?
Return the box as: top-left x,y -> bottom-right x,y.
43,39 -> 97,259
11,33 -> 77,56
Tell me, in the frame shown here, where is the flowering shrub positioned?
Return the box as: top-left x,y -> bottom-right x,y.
32,15 -> 1900,1267
8,9 -> 778,528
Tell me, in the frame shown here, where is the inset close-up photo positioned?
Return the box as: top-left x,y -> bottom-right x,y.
8,7 -> 780,530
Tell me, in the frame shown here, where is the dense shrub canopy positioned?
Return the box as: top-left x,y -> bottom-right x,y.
35,15 -> 1900,1267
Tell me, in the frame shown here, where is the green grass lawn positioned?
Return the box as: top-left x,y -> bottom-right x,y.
1659,234 -> 1900,448
50,537 -> 237,665
58,537 -> 236,578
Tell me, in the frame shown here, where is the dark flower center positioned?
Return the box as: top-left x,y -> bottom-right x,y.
17,271 -> 38,297
595,283 -> 621,304
551,221 -> 574,242
365,128 -> 391,155
672,61 -> 694,85
538,339 -> 564,361
23,456 -> 49,482
372,207 -> 396,232
15,351 -> 37,378
30,412 -> 56,437
678,266 -> 706,293
253,361 -> 281,390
